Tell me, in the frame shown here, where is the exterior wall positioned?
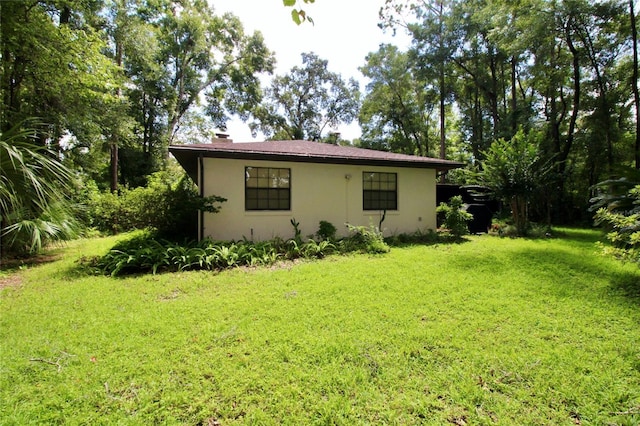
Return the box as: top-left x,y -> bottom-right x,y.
201,157 -> 438,241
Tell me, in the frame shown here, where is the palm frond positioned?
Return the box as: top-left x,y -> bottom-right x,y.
1,122 -> 79,256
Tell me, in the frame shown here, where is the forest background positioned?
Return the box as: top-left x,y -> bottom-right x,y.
1,0 -> 638,257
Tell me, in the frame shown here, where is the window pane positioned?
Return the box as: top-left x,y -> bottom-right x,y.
362,172 -> 397,211
246,200 -> 257,210
246,188 -> 258,200
245,167 -> 291,210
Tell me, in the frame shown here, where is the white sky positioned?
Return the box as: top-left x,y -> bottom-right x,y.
210,0 -> 410,141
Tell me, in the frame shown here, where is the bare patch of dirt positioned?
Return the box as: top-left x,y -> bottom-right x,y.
0,253 -> 61,289
1,253 -> 61,269
0,274 -> 22,289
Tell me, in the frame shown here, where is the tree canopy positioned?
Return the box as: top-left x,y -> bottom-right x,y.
0,0 -> 275,190
249,52 -> 360,141
359,44 -> 437,156
372,0 -> 638,223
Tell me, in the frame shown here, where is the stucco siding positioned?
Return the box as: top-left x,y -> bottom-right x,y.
201,157 -> 437,241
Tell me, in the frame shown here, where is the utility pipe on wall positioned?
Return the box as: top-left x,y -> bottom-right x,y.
198,153 -> 204,241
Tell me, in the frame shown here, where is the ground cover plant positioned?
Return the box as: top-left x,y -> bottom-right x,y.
1,229 -> 639,424
88,223 -> 387,276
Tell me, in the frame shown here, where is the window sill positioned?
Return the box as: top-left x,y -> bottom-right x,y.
363,210 -> 399,215
244,210 -> 292,216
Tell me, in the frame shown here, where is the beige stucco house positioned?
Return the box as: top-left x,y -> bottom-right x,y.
169,139 -> 463,241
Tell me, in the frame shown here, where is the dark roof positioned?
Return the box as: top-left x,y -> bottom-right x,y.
169,140 -> 465,182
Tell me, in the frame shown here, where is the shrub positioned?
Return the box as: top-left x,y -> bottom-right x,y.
436,195 -> 473,239
341,223 -> 390,254
290,218 -> 302,245
594,185 -> 640,266
489,220 -> 552,239
302,239 -> 336,258
86,171 -> 226,240
316,220 -> 337,241
85,188 -> 135,234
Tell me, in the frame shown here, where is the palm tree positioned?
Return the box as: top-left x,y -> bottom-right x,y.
1,123 -> 80,257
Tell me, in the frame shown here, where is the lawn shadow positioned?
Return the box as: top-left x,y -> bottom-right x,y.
386,233 -> 472,248
504,243 -> 640,307
58,256 -> 176,280
608,270 -> 640,301
1,247 -> 76,289
550,227 -> 605,244
0,250 -> 64,273
447,229 -> 640,306
59,256 -> 107,279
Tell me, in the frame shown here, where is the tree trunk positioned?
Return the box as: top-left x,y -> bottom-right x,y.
631,0 -> 639,169
564,18 -> 580,167
110,141 -> 119,193
488,51 -> 501,138
511,56 -> 517,133
511,195 -> 528,236
438,1 -> 446,182
110,35 -> 123,193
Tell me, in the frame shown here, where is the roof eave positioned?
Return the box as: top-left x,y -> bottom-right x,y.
169,146 -> 465,184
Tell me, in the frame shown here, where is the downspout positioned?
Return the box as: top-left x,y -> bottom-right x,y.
378,209 -> 387,230
198,153 -> 204,242
344,173 -> 352,226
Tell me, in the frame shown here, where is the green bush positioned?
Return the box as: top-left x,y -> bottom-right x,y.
436,195 -> 473,239
341,223 -> 390,254
85,171 -> 226,240
316,220 -> 337,241
594,185 -> 640,266
85,188 -> 135,234
489,220 -> 552,239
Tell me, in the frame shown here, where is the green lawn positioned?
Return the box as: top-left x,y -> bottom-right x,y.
1,229 -> 639,425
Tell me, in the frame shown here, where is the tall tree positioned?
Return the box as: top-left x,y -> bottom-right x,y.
479,129 -> 551,236
159,1 -> 275,144
382,0 -> 458,162
359,44 -> 437,156
630,0 -> 640,169
250,52 -> 360,141
0,0 -> 118,146
115,0 -> 275,185
102,0 -> 138,193
379,0 -> 637,222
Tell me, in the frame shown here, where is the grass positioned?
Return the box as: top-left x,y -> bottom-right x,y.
1,229 -> 639,425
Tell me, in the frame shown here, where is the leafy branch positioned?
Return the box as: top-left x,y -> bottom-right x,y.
283,0 -> 316,25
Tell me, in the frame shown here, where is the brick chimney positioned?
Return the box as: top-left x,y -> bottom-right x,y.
212,132 -> 232,143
